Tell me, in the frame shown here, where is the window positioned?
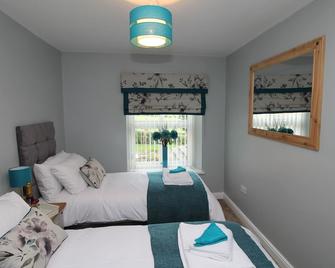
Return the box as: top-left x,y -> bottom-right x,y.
127,115 -> 201,171
253,112 -> 310,136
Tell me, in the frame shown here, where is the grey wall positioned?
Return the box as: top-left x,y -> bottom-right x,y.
0,10 -> 64,194
225,0 -> 335,267
62,53 -> 226,192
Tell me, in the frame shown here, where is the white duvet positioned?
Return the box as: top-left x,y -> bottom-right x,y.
50,172 -> 225,227
47,225 -> 277,268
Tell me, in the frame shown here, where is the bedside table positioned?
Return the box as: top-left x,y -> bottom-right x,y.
49,202 -> 66,228
35,202 -> 66,228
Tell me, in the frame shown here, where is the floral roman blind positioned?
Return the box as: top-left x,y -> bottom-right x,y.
254,73 -> 312,114
121,73 -> 208,115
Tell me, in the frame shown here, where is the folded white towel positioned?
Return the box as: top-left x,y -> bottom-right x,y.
178,223 -> 256,268
189,234 -> 234,261
180,222 -> 233,261
162,172 -> 194,186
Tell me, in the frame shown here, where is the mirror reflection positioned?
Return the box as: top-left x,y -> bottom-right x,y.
253,51 -> 313,137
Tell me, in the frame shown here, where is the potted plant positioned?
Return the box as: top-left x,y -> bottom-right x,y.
152,129 -> 178,168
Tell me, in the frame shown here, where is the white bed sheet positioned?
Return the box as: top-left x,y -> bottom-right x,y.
47,226 -> 154,268
50,172 -> 225,227
47,225 -> 277,268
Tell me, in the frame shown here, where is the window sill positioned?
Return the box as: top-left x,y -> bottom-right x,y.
129,167 -> 206,175
189,167 -> 206,175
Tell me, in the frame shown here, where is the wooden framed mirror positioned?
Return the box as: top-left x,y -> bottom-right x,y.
248,36 -> 325,150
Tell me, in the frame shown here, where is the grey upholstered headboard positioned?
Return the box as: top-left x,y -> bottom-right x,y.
16,121 -> 56,196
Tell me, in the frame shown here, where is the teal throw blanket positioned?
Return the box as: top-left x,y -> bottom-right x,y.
147,171 -> 209,224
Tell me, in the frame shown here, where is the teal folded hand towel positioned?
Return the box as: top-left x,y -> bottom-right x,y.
169,166 -> 187,174
194,222 -> 228,247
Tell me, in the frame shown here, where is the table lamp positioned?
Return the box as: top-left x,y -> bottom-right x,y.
8,166 -> 32,203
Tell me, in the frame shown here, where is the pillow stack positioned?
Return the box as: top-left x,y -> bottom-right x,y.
34,151 -> 88,199
34,151 -> 107,199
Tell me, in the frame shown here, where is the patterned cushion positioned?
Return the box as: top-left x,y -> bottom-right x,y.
80,158 -> 106,188
0,208 -> 67,268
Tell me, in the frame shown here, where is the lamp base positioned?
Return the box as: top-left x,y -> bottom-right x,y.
23,182 -> 33,205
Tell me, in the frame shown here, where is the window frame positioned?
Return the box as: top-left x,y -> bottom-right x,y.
126,115 -> 202,171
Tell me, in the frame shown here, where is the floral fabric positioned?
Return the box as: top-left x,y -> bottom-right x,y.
254,73 -> 312,114
0,208 -> 67,268
80,158 -> 106,188
121,73 -> 208,115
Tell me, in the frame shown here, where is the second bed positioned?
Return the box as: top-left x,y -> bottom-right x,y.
50,171 -> 225,227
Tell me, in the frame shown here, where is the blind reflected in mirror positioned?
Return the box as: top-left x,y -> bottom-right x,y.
253,51 -> 313,137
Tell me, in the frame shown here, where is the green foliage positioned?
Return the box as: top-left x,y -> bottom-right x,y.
161,129 -> 171,139
170,130 -> 178,139
152,132 -> 162,141
277,127 -> 294,134
266,122 -> 294,135
151,128 -> 179,146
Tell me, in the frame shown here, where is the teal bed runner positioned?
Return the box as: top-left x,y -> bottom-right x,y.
148,221 -> 275,268
147,171 -> 209,224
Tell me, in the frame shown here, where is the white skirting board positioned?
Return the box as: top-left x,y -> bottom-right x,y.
217,193 -> 294,268
213,192 -> 224,199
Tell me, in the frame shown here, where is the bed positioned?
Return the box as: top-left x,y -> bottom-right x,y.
51,172 -> 224,227
47,222 -> 277,268
1,192 -> 276,268
16,122 -> 225,228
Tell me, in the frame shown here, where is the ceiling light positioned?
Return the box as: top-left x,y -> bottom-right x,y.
130,5 -> 172,48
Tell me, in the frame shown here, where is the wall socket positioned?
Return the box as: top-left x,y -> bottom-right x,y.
240,185 -> 247,195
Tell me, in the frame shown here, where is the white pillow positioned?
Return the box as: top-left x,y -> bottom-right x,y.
0,192 -> 31,237
44,150 -> 70,165
64,153 -> 87,169
51,154 -> 88,194
33,151 -> 71,201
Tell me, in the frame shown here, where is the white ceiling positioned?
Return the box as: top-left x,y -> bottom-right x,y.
0,0 -> 314,57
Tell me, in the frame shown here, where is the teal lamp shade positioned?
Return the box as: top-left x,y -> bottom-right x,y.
8,166 -> 32,188
130,5 -> 172,48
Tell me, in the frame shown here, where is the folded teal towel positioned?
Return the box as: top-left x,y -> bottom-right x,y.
169,166 -> 187,174
194,222 -> 228,247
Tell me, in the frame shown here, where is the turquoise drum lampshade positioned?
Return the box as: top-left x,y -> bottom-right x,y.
8,166 -> 32,188
130,5 -> 172,48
